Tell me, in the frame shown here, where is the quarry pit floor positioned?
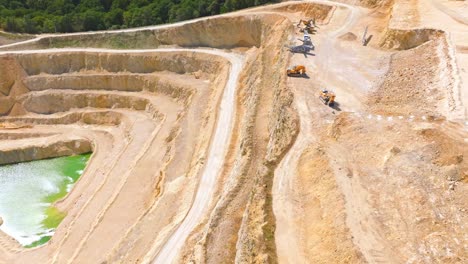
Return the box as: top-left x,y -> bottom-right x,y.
0,0 -> 466,263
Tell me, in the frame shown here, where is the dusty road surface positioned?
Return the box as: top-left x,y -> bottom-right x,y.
0,0 -> 466,263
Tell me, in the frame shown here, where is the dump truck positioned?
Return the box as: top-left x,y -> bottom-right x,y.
319,89 -> 336,106
287,65 -> 306,77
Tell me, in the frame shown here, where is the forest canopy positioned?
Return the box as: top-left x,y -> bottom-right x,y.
0,0 -> 277,33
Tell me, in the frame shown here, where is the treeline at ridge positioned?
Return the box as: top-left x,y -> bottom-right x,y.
0,0 -> 277,34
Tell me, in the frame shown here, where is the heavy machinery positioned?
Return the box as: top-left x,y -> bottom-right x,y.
299,32 -> 314,47
297,18 -> 318,34
319,89 -> 336,106
287,65 -> 306,77
285,32 -> 314,57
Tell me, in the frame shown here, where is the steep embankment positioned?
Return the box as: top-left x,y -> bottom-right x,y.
176,3 -> 337,263
0,6 -> 304,262
0,1 -> 466,263
0,14 -> 285,51
0,47 -> 234,264
273,1 -> 467,264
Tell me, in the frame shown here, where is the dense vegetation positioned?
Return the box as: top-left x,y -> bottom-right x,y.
0,0 -> 277,34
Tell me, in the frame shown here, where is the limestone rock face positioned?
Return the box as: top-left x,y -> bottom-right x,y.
0,1 -> 466,264
0,139 -> 92,165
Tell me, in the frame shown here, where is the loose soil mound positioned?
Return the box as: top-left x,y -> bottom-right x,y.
368,39 -> 445,116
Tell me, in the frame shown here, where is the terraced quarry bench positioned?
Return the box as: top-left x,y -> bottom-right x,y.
0,1 -> 466,264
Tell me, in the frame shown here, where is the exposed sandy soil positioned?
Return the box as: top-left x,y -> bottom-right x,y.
0,1 -> 466,264
0,31 -> 34,46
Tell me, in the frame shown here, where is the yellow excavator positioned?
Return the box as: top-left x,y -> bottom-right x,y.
287,65 -> 306,77
297,18 -> 318,34
319,89 -> 336,106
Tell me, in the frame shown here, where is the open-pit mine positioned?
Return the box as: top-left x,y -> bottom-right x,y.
0,0 -> 466,263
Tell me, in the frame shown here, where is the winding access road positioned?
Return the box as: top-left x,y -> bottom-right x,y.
1,42 -> 244,264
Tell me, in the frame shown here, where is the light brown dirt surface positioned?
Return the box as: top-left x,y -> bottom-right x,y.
0,1 -> 467,264
0,31 -> 34,46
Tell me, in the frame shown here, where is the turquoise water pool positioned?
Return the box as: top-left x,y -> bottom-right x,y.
0,154 -> 91,247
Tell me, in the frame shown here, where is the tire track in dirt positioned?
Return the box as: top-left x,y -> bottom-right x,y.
151,51 -> 243,264
273,1 -> 362,263
0,46 -> 243,263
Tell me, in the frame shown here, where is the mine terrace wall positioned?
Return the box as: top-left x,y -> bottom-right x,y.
0,138 -> 92,165
0,14 -> 291,51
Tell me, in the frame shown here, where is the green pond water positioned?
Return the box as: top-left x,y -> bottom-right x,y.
0,153 -> 91,247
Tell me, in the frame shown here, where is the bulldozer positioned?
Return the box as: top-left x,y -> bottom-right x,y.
287,65 -> 306,77
319,89 -> 336,106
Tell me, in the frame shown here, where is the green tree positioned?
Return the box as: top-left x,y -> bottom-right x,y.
111,0 -> 130,10
100,0 -> 113,11
82,10 -> 105,31
1,0 -> 279,33
42,18 -> 56,32
79,0 -> 104,12
57,14 -> 74,32
24,16 -> 39,33
5,17 -> 25,32
8,1 -> 24,9
104,8 -> 124,28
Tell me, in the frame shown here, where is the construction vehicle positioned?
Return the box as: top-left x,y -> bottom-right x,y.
286,32 -> 315,57
319,89 -> 336,106
287,65 -> 306,77
297,18 -> 318,34
299,32 -> 313,47
286,42 -> 314,57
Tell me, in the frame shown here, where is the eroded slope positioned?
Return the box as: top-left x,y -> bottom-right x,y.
0,1 -> 466,264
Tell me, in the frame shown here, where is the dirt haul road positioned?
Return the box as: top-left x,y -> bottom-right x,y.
151,52 -> 243,264
273,1 -> 364,263
0,48 -> 243,264
0,0 -> 467,263
0,48 -> 241,263
275,0 -> 467,263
